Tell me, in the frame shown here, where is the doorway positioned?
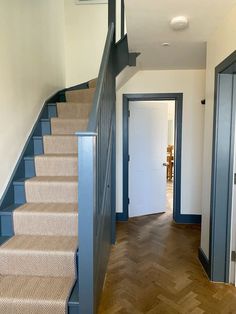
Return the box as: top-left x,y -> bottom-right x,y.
122,93 -> 183,222
209,51 -> 236,283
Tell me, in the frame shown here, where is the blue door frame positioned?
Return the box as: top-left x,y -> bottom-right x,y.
117,93 -> 201,223
206,51 -> 236,283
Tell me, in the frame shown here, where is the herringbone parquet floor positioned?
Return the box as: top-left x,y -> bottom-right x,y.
98,183 -> 236,314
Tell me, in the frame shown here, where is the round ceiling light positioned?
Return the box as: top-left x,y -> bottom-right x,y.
161,42 -> 170,47
170,16 -> 189,31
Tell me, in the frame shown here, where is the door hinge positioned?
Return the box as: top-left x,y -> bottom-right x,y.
128,155 -> 130,162
128,198 -> 130,205
128,110 -> 130,118
234,173 -> 236,185
231,251 -> 236,262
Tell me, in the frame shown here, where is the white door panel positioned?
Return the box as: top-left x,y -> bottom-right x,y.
129,101 -> 168,218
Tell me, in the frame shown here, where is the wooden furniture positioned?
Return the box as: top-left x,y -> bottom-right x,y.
167,145 -> 174,181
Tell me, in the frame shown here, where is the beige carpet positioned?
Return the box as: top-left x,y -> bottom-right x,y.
0,83 -> 96,313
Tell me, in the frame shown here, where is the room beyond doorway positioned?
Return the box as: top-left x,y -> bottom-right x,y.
121,93 -> 185,223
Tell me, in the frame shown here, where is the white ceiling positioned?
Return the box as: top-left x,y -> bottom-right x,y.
125,0 -> 236,69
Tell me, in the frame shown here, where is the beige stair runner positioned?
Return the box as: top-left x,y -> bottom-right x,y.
0,82 -> 95,314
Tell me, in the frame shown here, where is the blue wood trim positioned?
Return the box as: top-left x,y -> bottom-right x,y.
121,0 -> 125,37
111,109 -> 116,244
209,50 -> 236,283
121,93 -> 199,224
198,248 -> 210,278
0,236 -> 11,245
87,24 -> 115,132
116,212 -> 128,221
174,214 -> 201,224
33,136 -> 44,155
24,156 -> 36,178
77,135 -> 96,314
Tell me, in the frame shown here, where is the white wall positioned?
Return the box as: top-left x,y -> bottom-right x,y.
64,0 -> 108,86
168,101 -> 175,146
0,0 -> 66,199
201,5 -> 236,258
116,70 -> 206,215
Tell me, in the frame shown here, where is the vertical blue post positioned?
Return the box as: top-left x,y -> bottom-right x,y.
111,117 -> 116,244
77,133 -> 97,314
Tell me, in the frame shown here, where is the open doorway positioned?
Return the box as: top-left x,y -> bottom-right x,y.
128,100 -> 175,218
122,93 -> 183,222
207,51 -> 236,283
166,102 -> 175,217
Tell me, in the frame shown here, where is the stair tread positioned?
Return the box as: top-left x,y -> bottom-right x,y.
57,101 -> 92,105
0,275 -> 75,302
51,117 -> 88,121
44,134 -> 77,137
26,176 -> 78,183
35,154 -> 78,159
0,235 -> 78,252
15,203 -> 78,214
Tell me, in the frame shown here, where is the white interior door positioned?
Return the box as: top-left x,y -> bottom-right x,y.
129,101 -> 168,218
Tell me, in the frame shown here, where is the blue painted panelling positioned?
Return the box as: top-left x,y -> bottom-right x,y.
24,156 -> 36,178
174,214 -> 201,224
0,236 -> 11,245
33,136 -> 44,155
116,212 -> 128,221
47,104 -> 57,118
1,215 -> 13,236
0,204 -> 18,236
68,281 -> 80,314
40,119 -> 51,135
13,179 -> 26,205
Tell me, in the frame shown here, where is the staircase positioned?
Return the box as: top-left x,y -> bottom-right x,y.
0,80 -> 96,313
0,2 -> 139,309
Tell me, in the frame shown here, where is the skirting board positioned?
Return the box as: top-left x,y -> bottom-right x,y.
174,214 -> 201,224
116,212 -> 128,221
117,212 -> 201,223
198,247 -> 210,278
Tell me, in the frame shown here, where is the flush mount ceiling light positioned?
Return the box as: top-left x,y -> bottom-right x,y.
170,16 -> 189,31
161,42 -> 170,47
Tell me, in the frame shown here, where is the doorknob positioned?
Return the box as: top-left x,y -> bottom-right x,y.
163,162 -> 169,167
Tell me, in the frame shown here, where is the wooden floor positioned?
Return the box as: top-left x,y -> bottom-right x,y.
98,183 -> 236,313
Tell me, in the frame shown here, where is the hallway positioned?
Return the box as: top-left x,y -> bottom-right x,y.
98,185 -> 236,313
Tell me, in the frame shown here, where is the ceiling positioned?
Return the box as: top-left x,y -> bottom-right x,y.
125,0 -> 236,70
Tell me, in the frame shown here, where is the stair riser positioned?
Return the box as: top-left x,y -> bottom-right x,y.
43,136 -> 78,154
25,181 -> 78,203
35,156 -> 78,177
51,119 -> 88,135
0,252 -> 76,277
14,213 -> 78,236
65,88 -> 95,103
57,103 -> 92,119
